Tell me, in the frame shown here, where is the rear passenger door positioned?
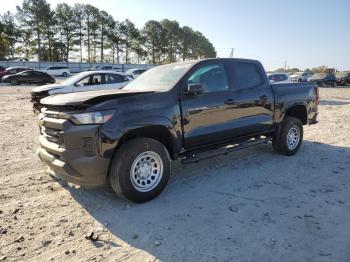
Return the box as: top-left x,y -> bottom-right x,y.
225,61 -> 274,136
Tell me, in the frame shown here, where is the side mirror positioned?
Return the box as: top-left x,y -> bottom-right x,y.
185,84 -> 203,95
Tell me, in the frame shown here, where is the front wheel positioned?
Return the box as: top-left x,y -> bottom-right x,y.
109,138 -> 171,203
62,72 -> 68,77
272,116 -> 303,156
10,79 -> 19,85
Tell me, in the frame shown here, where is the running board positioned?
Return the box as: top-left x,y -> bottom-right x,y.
182,137 -> 270,164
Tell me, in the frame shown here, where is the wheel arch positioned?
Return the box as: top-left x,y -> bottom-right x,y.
284,104 -> 307,125
116,124 -> 180,161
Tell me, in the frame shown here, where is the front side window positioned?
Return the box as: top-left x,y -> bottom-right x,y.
75,75 -> 93,86
186,63 -> 229,93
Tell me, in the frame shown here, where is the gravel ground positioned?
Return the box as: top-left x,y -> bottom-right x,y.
0,86 -> 350,262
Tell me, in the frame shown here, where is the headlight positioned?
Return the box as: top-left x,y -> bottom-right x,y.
70,110 -> 115,125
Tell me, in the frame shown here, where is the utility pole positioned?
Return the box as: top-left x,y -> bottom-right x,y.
229,48 -> 234,58
284,60 -> 287,70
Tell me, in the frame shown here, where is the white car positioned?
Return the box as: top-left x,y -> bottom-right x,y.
267,73 -> 292,84
86,65 -> 122,72
42,66 -> 70,77
31,71 -> 132,111
125,68 -> 147,79
290,72 -> 311,82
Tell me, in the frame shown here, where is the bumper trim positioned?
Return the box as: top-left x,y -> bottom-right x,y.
308,112 -> 318,125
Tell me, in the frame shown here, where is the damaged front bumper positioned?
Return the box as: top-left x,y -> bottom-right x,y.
37,111 -> 110,187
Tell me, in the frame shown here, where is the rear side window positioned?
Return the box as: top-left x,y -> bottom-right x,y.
279,74 -> 288,81
106,74 -> 127,83
230,62 -> 263,89
21,71 -> 32,76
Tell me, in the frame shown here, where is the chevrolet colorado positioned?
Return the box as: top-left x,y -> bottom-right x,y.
37,58 -> 319,203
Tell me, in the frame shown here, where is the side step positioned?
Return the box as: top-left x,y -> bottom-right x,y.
182,137 -> 271,164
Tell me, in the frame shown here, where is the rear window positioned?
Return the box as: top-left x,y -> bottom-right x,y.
231,62 -> 263,89
268,74 -> 288,82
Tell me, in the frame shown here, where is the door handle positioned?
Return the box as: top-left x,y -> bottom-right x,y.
224,99 -> 237,105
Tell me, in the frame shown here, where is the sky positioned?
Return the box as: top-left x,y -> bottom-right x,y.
2,0 -> 350,71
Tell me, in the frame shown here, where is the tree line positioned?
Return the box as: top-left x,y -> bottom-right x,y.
0,0 -> 216,64
272,65 -> 335,74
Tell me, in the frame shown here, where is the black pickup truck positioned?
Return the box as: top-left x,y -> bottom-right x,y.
37,58 -> 319,202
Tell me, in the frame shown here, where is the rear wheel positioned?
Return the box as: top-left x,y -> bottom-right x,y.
109,138 -> 171,203
62,72 -> 68,77
272,116 -> 303,156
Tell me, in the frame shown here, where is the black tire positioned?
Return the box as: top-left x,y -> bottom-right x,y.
10,79 -> 19,86
272,116 -> 303,156
108,138 -> 171,203
62,72 -> 68,77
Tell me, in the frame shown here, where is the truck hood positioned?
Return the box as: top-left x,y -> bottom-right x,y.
41,88 -> 155,107
308,75 -> 327,80
32,83 -> 63,93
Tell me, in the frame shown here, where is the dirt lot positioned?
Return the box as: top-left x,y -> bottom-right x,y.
0,86 -> 350,262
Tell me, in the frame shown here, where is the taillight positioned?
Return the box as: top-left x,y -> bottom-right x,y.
316,87 -> 320,105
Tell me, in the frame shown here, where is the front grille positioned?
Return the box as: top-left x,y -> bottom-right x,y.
41,126 -> 63,144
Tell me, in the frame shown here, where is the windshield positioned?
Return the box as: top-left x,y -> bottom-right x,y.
292,72 -> 303,76
313,73 -> 326,78
336,72 -> 348,77
123,62 -> 194,92
125,69 -> 136,75
61,73 -> 89,86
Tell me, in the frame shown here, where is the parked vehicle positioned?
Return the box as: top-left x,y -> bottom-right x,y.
37,58 -> 319,203
290,72 -> 312,82
0,66 -> 5,73
42,66 -> 70,77
2,70 -> 55,86
31,71 -> 132,112
0,67 -> 33,79
307,73 -> 336,87
125,68 -> 147,79
267,73 -> 292,83
86,65 -> 122,72
335,71 -> 350,86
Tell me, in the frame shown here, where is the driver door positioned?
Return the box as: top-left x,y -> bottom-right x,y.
181,61 -> 235,149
